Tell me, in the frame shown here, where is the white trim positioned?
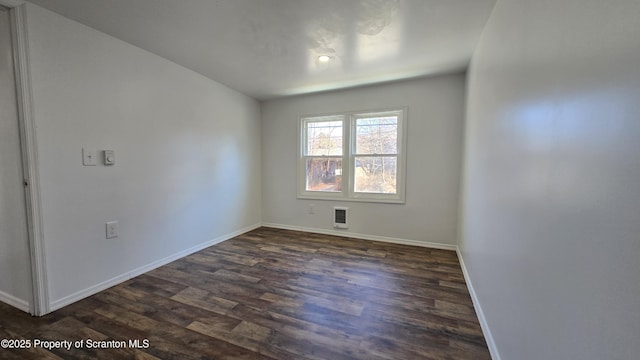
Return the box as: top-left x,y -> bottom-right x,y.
348,108 -> 407,203
0,290 -> 30,312
456,247 -> 501,360
296,194 -> 405,204
261,222 -> 457,251
297,107 -> 408,204
49,223 -> 261,312
10,4 -> 49,316
298,115 -> 346,199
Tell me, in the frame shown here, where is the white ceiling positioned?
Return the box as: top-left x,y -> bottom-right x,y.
26,0 -> 496,100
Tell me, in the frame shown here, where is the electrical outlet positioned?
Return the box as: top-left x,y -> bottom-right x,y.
106,221 -> 119,239
308,204 -> 315,214
82,148 -> 97,166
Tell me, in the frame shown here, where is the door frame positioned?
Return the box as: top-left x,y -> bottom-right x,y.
1,0 -> 49,316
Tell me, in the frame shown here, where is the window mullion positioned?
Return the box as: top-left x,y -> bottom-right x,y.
344,115 -> 351,198
352,153 -> 398,157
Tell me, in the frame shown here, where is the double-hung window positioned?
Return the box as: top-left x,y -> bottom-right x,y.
298,108 -> 406,203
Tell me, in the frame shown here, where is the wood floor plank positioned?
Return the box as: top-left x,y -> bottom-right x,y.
0,227 -> 490,359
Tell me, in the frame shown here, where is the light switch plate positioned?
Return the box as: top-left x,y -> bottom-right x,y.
82,148 -> 97,166
104,150 -> 115,165
106,221 -> 119,239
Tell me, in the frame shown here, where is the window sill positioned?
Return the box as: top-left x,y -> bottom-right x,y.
296,194 -> 405,204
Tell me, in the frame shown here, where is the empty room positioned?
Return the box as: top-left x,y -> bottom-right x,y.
1,0 -> 638,359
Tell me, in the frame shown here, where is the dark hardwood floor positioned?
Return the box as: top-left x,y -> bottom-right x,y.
0,227 -> 490,359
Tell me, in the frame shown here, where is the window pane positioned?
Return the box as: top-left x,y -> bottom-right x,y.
306,121 -> 342,156
354,156 -> 397,194
355,116 -> 397,154
306,158 -> 342,192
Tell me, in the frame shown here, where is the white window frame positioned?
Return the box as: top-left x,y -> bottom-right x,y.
297,107 -> 407,204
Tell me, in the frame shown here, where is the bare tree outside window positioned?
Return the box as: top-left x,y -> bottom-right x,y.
304,120 -> 343,192
354,116 -> 398,194
299,109 -> 405,203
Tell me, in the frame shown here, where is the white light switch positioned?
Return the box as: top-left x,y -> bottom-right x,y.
82,148 -> 97,166
106,221 -> 119,239
104,150 -> 115,165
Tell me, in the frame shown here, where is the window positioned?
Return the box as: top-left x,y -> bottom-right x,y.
302,115 -> 344,193
298,108 -> 406,203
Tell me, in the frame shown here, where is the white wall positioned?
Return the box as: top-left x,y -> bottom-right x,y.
460,0 -> 640,359
25,3 -> 261,309
261,74 -> 465,247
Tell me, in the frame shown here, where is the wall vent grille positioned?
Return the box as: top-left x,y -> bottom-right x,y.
334,207 -> 348,229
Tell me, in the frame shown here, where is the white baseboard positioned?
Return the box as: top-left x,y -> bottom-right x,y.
0,290 -> 30,313
49,223 -> 261,312
261,222 -> 457,251
41,222 -> 500,360
456,247 -> 501,360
